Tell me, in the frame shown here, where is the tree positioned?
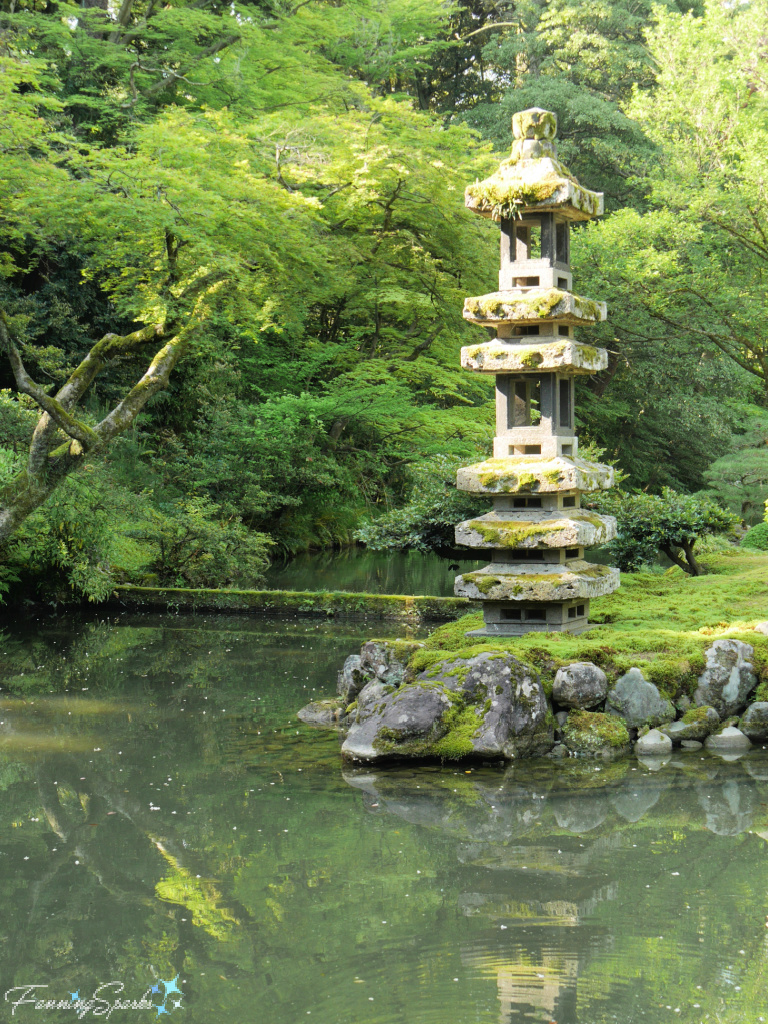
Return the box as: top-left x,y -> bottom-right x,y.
581,0 -> 768,405
585,488 -> 739,575
0,0 -> 497,553
702,409 -> 768,524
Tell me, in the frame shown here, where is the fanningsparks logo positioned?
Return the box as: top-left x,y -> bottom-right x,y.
4,977 -> 184,1018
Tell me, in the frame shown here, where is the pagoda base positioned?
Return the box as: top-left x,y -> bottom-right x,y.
467,597 -> 592,637
466,621 -> 593,637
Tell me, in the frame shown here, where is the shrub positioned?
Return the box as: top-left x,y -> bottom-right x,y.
741,522 -> 768,551
586,488 -> 739,575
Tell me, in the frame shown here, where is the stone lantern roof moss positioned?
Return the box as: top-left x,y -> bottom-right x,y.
465,107 -> 604,222
456,455 -> 615,495
463,288 -> 607,326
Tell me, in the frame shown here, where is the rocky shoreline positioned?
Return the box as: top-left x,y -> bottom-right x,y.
298,624 -> 768,763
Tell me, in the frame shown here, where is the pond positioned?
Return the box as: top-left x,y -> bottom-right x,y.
1,611 -> 767,1024
264,545 -> 620,597
265,547 -> 486,596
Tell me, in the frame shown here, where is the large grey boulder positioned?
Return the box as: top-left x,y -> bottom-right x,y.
605,668 -> 675,729
341,683 -> 452,761
661,706 -> 720,743
552,662 -> 608,709
693,639 -> 757,718
704,726 -> 751,753
740,702 -> 768,741
421,652 -> 553,759
342,652 -> 553,762
635,729 -> 673,756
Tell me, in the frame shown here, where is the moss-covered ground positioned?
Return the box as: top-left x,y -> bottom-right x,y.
410,552 -> 768,701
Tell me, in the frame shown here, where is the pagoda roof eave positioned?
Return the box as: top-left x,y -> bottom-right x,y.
465,157 -> 604,222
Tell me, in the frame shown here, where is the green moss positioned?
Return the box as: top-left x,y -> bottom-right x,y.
564,710 -> 630,752
646,657 -> 702,700
459,572 -> 503,596
431,705 -> 484,760
113,586 -> 470,622
681,706 -> 714,726
465,177 -> 561,222
416,555 -> 768,703
466,519 -> 565,548
519,349 -> 544,368
465,288 -> 565,323
543,468 -> 564,485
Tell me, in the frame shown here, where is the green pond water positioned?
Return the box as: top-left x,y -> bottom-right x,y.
264,545 -> 616,596
1,611 -> 768,1024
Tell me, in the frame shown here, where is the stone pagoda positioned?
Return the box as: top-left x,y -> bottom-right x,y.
454,107 -> 619,637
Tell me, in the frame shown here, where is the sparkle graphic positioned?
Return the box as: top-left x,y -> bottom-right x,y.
161,976 -> 182,999
152,984 -> 161,994
70,992 -> 80,1002
156,1007 -> 169,1017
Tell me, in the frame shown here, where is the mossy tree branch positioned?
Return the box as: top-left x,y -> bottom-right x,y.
0,284 -> 218,545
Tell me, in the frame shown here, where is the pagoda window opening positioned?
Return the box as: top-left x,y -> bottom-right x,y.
515,222 -> 542,260
524,607 -> 546,622
500,608 -> 523,621
509,379 -> 540,428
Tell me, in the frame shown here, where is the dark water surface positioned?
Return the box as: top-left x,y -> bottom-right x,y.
1,612 -> 767,1024
265,548 -> 486,596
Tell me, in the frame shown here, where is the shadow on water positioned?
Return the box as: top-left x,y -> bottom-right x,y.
0,612 -> 767,1024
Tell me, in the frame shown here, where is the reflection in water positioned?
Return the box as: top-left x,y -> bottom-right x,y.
343,757 -> 768,1024
1,613 -> 768,1024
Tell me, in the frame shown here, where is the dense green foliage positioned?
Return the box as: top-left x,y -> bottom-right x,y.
586,488 -> 739,575
0,0 -> 766,595
354,456 -> 485,554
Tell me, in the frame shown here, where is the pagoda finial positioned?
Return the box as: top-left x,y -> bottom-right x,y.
512,107 -> 557,140
511,107 -> 558,162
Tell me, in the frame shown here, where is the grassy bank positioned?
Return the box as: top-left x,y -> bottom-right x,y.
409,552 -> 768,700
112,585 -> 469,622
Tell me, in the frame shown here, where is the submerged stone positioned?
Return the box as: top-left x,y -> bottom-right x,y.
552,662 -> 608,710
605,668 -> 675,730
297,699 -> 348,727
693,639 -> 757,718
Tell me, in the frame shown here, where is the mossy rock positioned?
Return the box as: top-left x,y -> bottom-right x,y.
562,710 -> 630,759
